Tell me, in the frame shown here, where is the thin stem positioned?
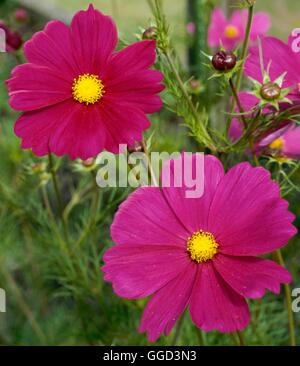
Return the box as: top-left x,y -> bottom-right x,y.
171,311 -> 186,346
236,331 -> 246,346
195,328 -> 205,346
226,4 -> 254,135
229,78 -> 247,128
1,267 -> 47,344
142,140 -> 159,187
275,250 -> 296,346
73,171 -> 101,252
48,153 -> 69,243
249,137 -> 259,166
164,51 -> 217,153
41,185 -> 55,222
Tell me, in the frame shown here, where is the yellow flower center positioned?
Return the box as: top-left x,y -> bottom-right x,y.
224,25 -> 239,39
72,74 -> 105,105
269,137 -> 284,151
187,230 -> 219,263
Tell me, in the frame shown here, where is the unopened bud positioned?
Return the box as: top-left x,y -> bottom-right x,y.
260,82 -> 281,101
142,26 -> 157,40
212,51 -> 237,71
128,141 -> 144,153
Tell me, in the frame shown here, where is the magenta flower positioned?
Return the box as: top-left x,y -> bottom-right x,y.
7,5 -> 164,160
245,36 -> 300,102
229,92 -> 300,159
260,125 -> 300,159
208,7 -> 270,50
102,154 -> 296,342
186,22 -> 196,35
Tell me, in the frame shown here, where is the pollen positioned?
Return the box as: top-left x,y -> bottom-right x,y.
187,230 -> 219,263
224,25 -> 239,39
269,137 -> 284,151
72,74 -> 105,105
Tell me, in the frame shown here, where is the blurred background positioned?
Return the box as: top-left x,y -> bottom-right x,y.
0,0 -> 299,346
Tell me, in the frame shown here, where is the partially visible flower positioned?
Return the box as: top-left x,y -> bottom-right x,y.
245,37 -> 300,104
229,92 -> 300,160
0,20 -> 22,52
14,8 -> 29,23
186,22 -> 195,35
7,5 -> 164,160
260,125 -> 300,159
208,7 -> 270,50
102,153 -> 295,342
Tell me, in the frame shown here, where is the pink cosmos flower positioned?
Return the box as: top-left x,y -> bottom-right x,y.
245,36 -> 300,103
260,125 -> 300,159
229,92 -> 300,159
208,8 -> 270,51
7,4 -> 164,160
102,153 -> 296,342
186,22 -> 196,35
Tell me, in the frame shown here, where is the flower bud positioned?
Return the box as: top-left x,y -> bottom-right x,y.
260,82 -> 281,101
0,21 -> 22,51
82,158 -> 95,167
188,79 -> 202,94
128,141 -> 143,153
14,8 -> 29,23
212,51 -> 237,71
142,26 -> 157,40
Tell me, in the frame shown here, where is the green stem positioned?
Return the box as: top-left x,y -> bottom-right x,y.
275,250 -> 296,346
171,312 -> 186,346
226,4 -> 254,135
48,153 -> 69,243
164,50 -> 217,153
73,171 -> 101,252
236,331 -> 246,346
229,78 -> 247,128
142,140 -> 159,187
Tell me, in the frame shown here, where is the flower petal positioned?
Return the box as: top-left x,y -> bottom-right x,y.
160,154 -> 225,233
245,37 -> 300,89
105,40 -> 158,76
102,244 -> 189,299
98,99 -> 151,153
104,70 -> 164,114
208,162 -> 297,256
250,12 -> 271,41
139,264 -> 197,342
7,63 -> 71,111
213,254 -> 292,299
189,263 -> 250,333
24,20 -> 79,77
15,100 -> 106,160
208,8 -> 227,48
283,126 -> 300,157
49,102 -> 106,160
70,4 -> 117,75
111,186 -> 190,249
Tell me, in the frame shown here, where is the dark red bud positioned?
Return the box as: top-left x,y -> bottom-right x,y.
212,51 -> 237,71
260,82 -> 281,100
